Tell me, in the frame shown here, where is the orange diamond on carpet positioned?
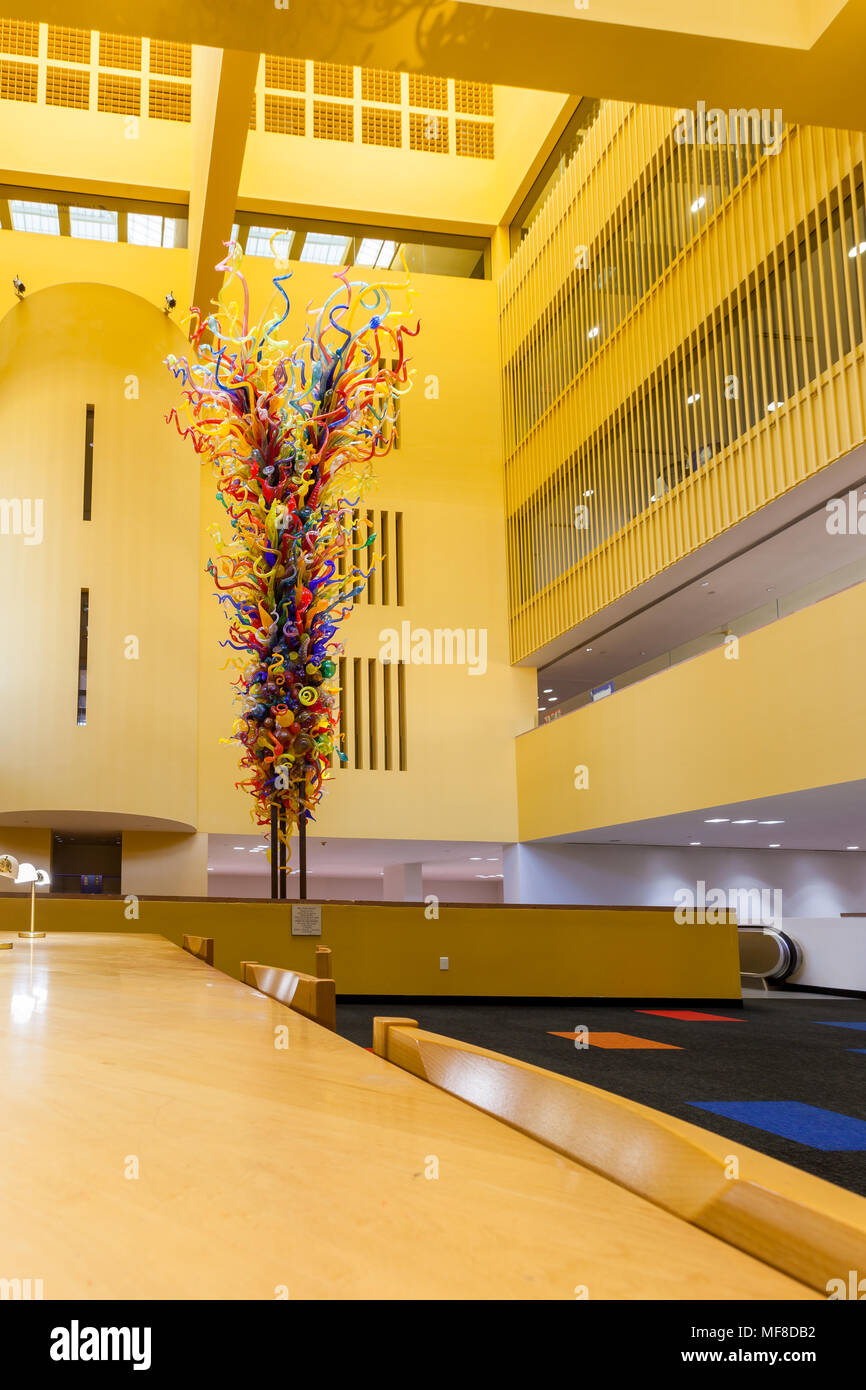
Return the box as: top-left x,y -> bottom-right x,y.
548,1031 -> 681,1049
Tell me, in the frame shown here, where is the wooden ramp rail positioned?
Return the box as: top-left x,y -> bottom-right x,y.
372,1018 -> 866,1295
242,960 -> 336,1031
182,934 -> 214,966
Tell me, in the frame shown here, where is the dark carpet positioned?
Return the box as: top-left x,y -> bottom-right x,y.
336,994 -> 866,1196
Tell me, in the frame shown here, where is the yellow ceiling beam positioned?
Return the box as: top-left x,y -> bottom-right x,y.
188,46 -> 257,325
4,0 -> 866,130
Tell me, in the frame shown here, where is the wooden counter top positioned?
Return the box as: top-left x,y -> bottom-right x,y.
0,932 -> 814,1300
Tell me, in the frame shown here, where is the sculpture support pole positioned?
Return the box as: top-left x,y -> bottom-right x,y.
270,805 -> 278,900
299,814 -> 307,901
278,809 -> 287,900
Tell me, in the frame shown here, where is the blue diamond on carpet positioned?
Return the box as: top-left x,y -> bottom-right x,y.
687,1101 -> 866,1150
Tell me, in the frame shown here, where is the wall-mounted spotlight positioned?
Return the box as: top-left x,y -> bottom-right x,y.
12,275 -> 25,297
164,291 -> 176,314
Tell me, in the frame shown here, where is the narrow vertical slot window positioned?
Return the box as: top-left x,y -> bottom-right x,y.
77,588 -> 89,725
366,508 -> 376,604
83,403 -> 95,520
353,657 -> 363,768
382,660 -> 393,770
380,510 -> 391,604
367,658 -> 378,769
338,657 -> 348,769
351,507 -> 361,605
397,659 -> 407,770
395,510 -> 405,606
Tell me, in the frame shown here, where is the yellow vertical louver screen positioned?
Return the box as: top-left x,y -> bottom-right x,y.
500,103 -> 866,662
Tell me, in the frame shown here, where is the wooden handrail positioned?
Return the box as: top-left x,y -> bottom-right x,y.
373,1019 -> 866,1294
242,960 -> 336,1031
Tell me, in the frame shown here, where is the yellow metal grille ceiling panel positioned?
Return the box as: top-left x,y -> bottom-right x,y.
264,54 -> 304,92
97,72 -> 140,116
455,118 -> 493,160
409,110 -> 448,155
0,58 -> 36,101
256,55 -> 494,160
313,99 -> 353,143
361,67 -> 400,106
149,40 -> 191,79
313,61 -> 353,100
408,72 -> 447,111
148,79 -> 190,123
45,65 -> 89,109
0,19 -> 37,56
264,92 -> 304,137
361,106 -> 401,148
98,33 -> 141,71
455,80 -> 493,117
46,26 -> 90,64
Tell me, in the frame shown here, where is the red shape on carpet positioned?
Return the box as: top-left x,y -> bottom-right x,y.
635,1009 -> 744,1022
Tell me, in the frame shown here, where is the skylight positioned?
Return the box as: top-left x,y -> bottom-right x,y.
127,213 -> 163,247
70,207 -> 118,242
246,226 -> 294,258
300,232 -> 351,265
10,200 -> 60,235
356,238 -> 397,268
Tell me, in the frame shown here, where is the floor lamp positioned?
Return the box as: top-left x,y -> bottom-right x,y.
0,855 -> 50,939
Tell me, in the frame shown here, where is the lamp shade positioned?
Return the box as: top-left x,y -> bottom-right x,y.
0,854 -> 20,880
0,858 -> 49,887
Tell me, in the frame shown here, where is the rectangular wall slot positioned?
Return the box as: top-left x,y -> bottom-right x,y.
83,403 -> 94,520
77,588 -> 89,725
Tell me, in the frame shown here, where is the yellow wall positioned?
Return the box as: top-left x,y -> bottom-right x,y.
0,898 -> 742,999
197,260 -> 536,840
0,281 -> 200,829
240,84 -> 567,234
0,234 -> 535,843
121,831 -> 208,895
0,829 -> 51,890
517,580 -> 866,841
0,102 -> 190,201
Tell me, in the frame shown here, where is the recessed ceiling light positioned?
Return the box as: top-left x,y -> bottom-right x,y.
758,820 -> 784,825
233,845 -> 245,850
846,846 -> 860,851
704,818 -> 730,823
700,580 -> 710,587
543,688 -> 553,693
584,489 -> 594,497
469,856 -> 482,860
585,646 -> 592,652
768,843 -> 781,848
548,697 -> 558,702
732,819 -> 757,825
690,196 -> 707,213
686,392 -> 701,405
486,857 -> 498,861
587,325 -> 600,339
207,867 -> 214,872
766,401 -> 784,412
848,241 -> 866,258
689,841 -> 701,846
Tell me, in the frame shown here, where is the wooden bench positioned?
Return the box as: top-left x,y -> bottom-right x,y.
372,1017 -> 866,1295
182,934 -> 214,966
242,960 -> 336,1031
